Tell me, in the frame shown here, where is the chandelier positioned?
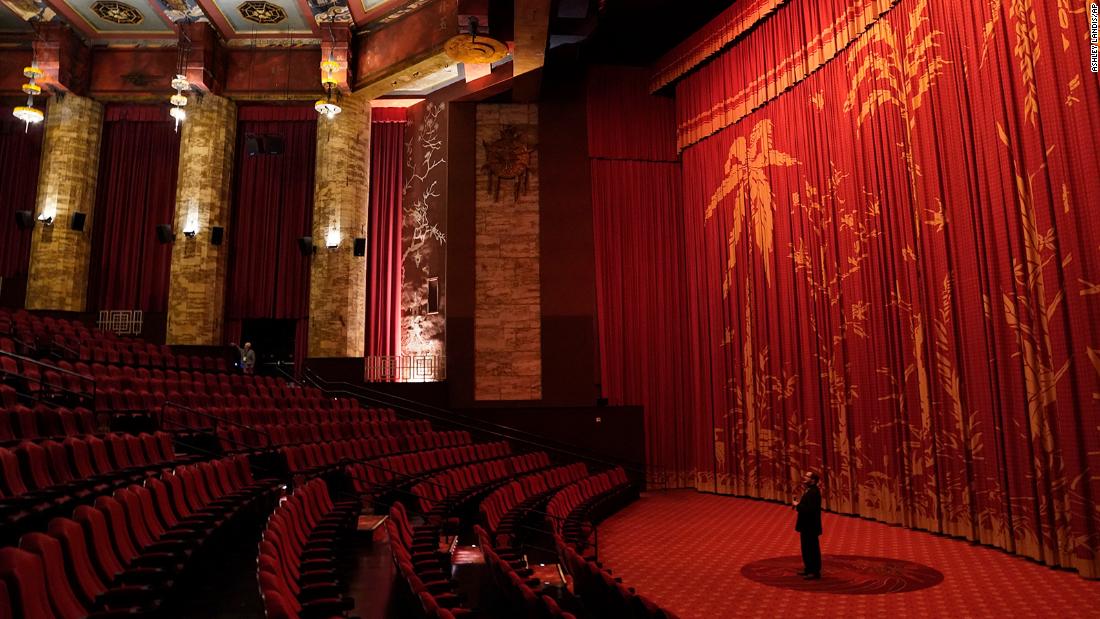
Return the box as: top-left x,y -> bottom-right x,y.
13,65 -> 44,130
315,56 -> 342,120
169,74 -> 188,131
169,23 -> 191,131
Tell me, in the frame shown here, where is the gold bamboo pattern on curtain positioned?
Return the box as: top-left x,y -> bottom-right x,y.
685,0 -> 1100,578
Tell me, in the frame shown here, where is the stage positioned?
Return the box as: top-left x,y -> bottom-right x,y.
598,491 -> 1100,618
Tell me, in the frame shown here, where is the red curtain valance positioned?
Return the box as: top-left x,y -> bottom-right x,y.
236,105 -> 318,122
104,105 -> 173,123
672,0 -> 899,150
371,107 -> 408,123
650,0 -> 788,93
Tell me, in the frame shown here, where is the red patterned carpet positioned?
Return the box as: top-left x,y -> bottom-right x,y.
597,491 -> 1100,618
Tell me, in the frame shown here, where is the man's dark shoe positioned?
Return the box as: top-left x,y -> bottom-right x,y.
802,573 -> 821,580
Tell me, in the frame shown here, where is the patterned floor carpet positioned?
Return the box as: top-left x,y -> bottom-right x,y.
597,491 -> 1100,618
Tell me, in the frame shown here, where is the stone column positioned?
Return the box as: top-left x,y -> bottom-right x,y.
25,94 -> 103,311
307,92 -> 370,357
474,104 -> 541,400
165,94 -> 236,345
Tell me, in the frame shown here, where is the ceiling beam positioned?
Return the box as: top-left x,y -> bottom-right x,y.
352,0 -> 457,96
513,0 -> 550,76
33,21 -> 90,95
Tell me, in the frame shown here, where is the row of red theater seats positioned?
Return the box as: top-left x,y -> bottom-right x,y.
1,405 -> 97,443
100,390 -> 336,417
86,367 -> 326,400
0,456 -> 273,618
166,406 -> 394,433
477,525 -> 578,619
479,463 -> 590,534
345,439 -> 508,492
291,431 -> 480,477
556,535 -> 677,619
0,356 -> 83,398
387,502 -> 474,619
545,468 -> 630,537
0,309 -> 226,373
410,452 -> 552,514
259,478 -> 361,619
0,433 -> 181,525
217,419 -> 428,452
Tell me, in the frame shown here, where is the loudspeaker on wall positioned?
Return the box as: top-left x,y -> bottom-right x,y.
155,224 -> 175,243
211,226 -> 224,246
15,210 -> 34,230
297,236 -> 314,255
353,237 -> 366,257
70,212 -> 87,231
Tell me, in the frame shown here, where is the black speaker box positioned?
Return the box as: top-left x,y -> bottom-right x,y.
155,224 -> 175,244
15,210 -> 34,230
211,226 -> 224,246
265,135 -> 284,155
297,236 -> 314,255
70,212 -> 87,231
245,135 -> 261,156
353,237 -> 366,257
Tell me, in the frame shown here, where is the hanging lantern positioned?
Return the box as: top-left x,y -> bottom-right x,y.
315,57 -> 342,120
169,74 -> 189,131
13,66 -> 45,130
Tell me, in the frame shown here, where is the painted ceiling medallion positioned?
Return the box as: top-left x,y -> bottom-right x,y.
444,34 -> 508,64
91,0 -> 144,25
238,0 -> 288,24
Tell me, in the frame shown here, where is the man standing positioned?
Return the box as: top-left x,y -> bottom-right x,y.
793,470 -> 823,579
231,342 -> 256,375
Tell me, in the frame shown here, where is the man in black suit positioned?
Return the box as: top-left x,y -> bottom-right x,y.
793,470 -> 823,579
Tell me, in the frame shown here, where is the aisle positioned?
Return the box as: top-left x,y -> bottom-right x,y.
597,491 -> 1100,618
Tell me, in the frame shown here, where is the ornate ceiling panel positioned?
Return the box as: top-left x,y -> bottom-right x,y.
195,0 -> 316,38
44,0 -> 175,37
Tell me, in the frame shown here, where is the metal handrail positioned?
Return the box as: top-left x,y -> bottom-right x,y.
301,368 -> 645,477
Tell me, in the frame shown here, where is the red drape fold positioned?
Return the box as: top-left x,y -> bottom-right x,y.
87,105 -> 180,312
640,0 -> 1100,578
0,110 -> 44,280
225,106 -> 316,370
365,113 -> 405,357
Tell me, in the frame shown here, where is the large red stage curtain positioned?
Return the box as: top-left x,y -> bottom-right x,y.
365,108 -> 405,357
0,109 -> 44,280
225,106 -> 316,368
588,67 -> 698,487
670,0 -> 1100,577
87,105 -> 180,312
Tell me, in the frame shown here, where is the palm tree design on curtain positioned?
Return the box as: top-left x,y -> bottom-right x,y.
705,118 -> 799,292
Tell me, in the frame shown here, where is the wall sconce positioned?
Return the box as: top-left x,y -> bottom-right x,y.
183,211 -> 199,238
37,200 -> 56,226
325,227 -> 341,249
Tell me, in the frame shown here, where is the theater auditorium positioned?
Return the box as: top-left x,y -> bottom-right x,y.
1,0 -> 1099,617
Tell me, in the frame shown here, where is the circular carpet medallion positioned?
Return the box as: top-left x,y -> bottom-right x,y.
740,555 -> 944,594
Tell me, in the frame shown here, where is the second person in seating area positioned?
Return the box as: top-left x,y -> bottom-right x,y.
231,341 -> 256,375
793,470 -> 823,579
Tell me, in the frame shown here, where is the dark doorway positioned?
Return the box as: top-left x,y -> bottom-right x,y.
240,318 -> 296,374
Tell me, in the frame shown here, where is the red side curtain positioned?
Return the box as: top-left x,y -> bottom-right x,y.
587,66 -> 678,161
667,0 -> 1100,577
225,106 -> 316,368
366,109 -> 405,357
587,67 -> 696,488
0,109 -> 44,279
87,105 -> 180,312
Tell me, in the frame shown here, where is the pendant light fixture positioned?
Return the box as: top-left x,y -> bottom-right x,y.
13,64 -> 44,130
315,22 -> 342,120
